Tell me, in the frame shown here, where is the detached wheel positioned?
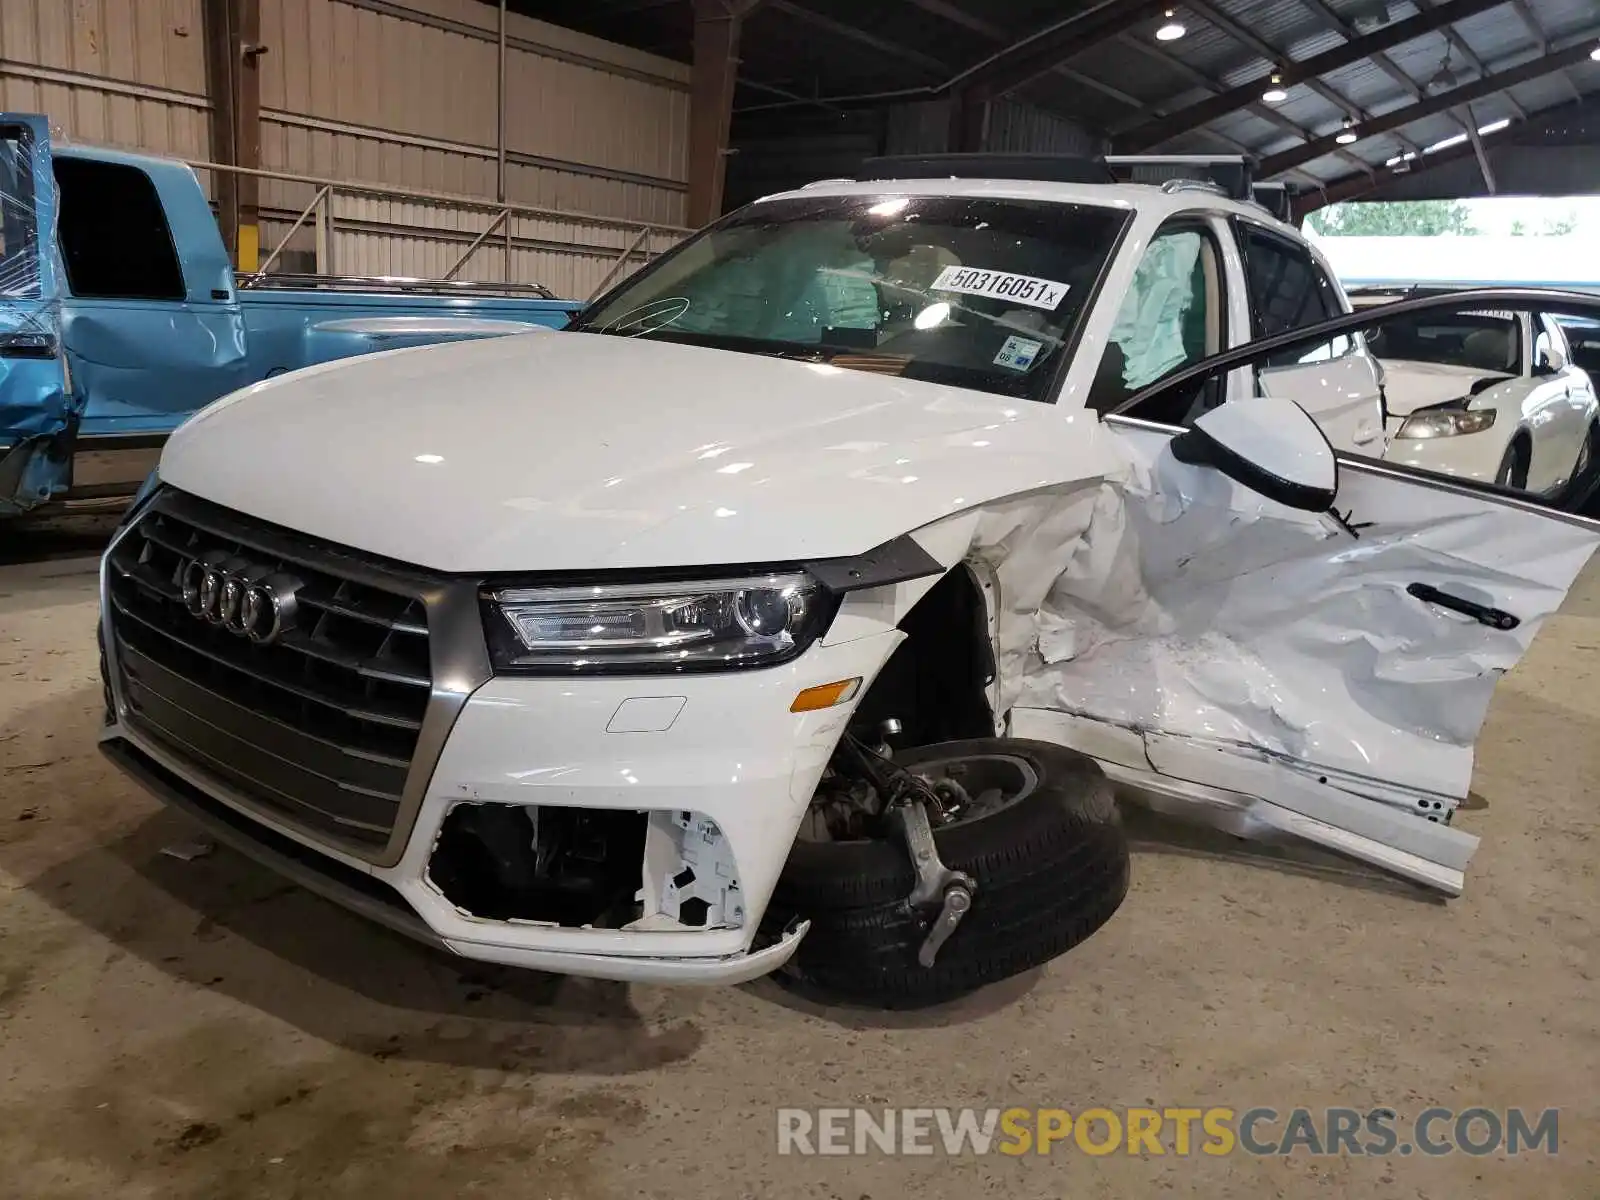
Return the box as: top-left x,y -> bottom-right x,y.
767,739 -> 1129,1009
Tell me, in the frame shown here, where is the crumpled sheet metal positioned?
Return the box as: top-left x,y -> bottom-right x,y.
972,429 -> 1597,809
1,122 -> 72,514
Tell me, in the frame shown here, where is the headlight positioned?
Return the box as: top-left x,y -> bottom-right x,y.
483,573 -> 834,674
1395,409 -> 1497,439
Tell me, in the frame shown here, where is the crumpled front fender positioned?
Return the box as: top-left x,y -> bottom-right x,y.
0,311 -> 73,516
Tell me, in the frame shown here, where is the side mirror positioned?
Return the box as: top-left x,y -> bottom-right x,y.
1535,333 -> 1568,375
1168,396 -> 1337,512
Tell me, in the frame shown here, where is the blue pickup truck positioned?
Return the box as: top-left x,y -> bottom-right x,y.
0,112 -> 583,518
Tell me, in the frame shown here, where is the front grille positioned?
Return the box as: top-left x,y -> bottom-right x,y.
105,494 -> 435,850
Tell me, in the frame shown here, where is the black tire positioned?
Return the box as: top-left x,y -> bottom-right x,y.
765,739 -> 1129,1009
1564,423 -> 1600,514
1494,436 -> 1530,490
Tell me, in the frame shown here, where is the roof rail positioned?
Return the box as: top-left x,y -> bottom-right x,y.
830,152 -> 1300,220
857,153 -> 1115,186
1105,154 -> 1253,201
1160,178 -> 1230,197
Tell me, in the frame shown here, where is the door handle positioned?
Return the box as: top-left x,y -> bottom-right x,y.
1406,583 -> 1520,630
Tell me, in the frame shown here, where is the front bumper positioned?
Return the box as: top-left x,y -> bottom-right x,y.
101,582 -> 899,983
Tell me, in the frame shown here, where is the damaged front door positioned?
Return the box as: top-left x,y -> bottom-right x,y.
0,113 -> 70,515
1017,289 -> 1600,895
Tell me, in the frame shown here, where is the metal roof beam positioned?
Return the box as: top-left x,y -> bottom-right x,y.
1117,36 -> 1368,184
1261,34 -> 1600,178
1296,0 -> 1478,139
728,0 -> 1169,111
907,0 -> 1154,106
1306,110 -> 1523,207
767,1 -> 946,74
1412,0 -> 1528,119
1508,0 -> 1549,53
905,0 -> 997,38
1119,0 -> 1508,150
952,0 -> 1174,97
1298,0 -> 1426,101
1179,0 -> 1422,166
1307,92 -> 1600,208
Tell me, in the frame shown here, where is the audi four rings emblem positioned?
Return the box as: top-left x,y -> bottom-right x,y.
179,549 -> 304,644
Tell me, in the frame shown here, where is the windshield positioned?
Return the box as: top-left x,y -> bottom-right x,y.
571,193 -> 1130,402
1365,310 -> 1522,375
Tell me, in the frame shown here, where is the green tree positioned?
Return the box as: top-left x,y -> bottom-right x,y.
1510,219 -> 1528,236
1306,200 -> 1477,236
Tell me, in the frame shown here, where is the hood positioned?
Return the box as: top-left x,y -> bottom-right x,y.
1380,359 -> 1513,418
160,332 -> 1109,572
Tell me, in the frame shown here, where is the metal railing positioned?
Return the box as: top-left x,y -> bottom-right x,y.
187,159 -> 690,298
236,273 -> 558,298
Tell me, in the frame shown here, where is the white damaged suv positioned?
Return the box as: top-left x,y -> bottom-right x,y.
100,156 -> 1600,1007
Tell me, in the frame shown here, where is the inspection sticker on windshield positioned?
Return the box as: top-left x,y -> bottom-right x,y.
994,335 -> 1044,372
931,266 -> 1070,311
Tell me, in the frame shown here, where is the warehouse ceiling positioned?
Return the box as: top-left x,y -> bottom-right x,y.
517,0 -> 1600,202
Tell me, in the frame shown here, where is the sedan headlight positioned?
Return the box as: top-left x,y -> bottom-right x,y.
483,573 -> 834,674
1395,409 -> 1497,439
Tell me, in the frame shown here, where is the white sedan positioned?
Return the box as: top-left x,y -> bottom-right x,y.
1352,288 -> 1599,494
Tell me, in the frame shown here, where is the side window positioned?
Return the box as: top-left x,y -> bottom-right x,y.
53,157 -> 185,300
0,125 -> 42,300
1088,225 -> 1221,414
1239,225 -> 1348,368
1557,316 -> 1600,375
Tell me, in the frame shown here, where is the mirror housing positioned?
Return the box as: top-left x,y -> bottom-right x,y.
1169,396 -> 1337,512
1535,332 -> 1568,375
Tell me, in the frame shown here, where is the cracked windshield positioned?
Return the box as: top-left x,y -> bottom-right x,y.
571,193 -> 1129,400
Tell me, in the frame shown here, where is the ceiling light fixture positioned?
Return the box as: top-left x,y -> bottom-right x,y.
1591,44 -> 1600,62
1156,9 -> 1187,41
1428,49 -> 1458,91
1336,118 -> 1358,144
1262,73 -> 1289,104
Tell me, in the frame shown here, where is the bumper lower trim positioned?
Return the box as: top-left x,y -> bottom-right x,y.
101,733 -> 812,984
100,734 -> 443,948
439,920 -> 810,986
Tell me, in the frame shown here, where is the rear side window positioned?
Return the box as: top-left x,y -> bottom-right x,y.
0,124 -> 42,299
53,157 -> 185,300
1239,224 -> 1346,367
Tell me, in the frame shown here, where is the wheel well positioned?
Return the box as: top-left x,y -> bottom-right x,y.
848,565 -> 996,750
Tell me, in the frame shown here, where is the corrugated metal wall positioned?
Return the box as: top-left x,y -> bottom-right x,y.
883,98 -> 1100,158
725,97 -> 1101,206
984,99 -> 1101,157
0,0 -> 691,296
0,0 -> 211,158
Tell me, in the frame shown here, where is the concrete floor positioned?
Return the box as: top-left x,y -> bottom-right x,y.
1,545 -> 1596,1199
